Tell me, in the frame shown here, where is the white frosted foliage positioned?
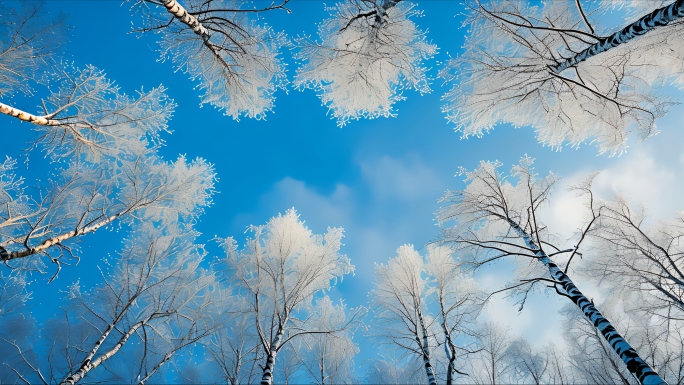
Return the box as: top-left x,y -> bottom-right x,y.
443,0 -> 683,155
294,0 -> 437,126
142,0 -> 288,120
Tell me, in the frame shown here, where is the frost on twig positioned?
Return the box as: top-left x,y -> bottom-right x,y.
294,0 -> 436,126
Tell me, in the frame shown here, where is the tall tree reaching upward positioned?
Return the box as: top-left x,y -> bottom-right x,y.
294,0 -> 437,126
370,244 -> 481,385
132,0 -> 289,120
443,0 -> 684,155
4,224 -> 218,385
437,156 -> 666,385
222,209 -> 361,385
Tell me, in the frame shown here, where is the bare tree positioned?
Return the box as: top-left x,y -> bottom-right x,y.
131,0 -> 289,120
0,153 -> 215,277
437,156 -> 666,384
294,0 -> 437,126
222,209 -> 361,385
443,0 -> 684,155
3,224 -> 217,385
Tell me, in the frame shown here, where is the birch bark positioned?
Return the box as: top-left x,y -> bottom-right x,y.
260,322 -> 285,385
0,102 -> 58,125
552,0 -> 684,73
506,218 -> 666,385
416,310 -> 437,385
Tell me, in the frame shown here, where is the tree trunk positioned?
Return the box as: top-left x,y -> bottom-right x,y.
260,324 -> 285,385
60,319 -> 147,385
138,351 -> 174,385
0,101 -> 59,125
416,310 -> 437,385
439,312 -> 457,385
507,218 -> 667,385
160,0 -> 210,38
552,0 -> 684,73
1,212 -> 124,261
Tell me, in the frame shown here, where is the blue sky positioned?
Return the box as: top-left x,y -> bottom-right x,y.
6,0 -> 684,379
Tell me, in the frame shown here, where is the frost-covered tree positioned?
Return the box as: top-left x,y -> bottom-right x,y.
504,338 -> 548,385
0,271 -> 36,384
589,193 -> 684,320
3,224 -> 217,385
205,293 -> 263,385
468,322 -> 513,385
0,153 -> 215,276
425,244 -> 481,385
294,0 -> 436,126
132,0 -> 288,120
370,244 -> 481,385
370,245 -> 438,385
0,1 -> 65,97
222,209 -> 361,385
292,296 -> 360,384
364,354 -> 427,385
443,0 -> 684,155
1,65 -> 173,162
562,299 -> 684,385
437,156 -> 666,385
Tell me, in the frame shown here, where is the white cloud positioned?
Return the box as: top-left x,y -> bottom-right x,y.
360,155 -> 445,201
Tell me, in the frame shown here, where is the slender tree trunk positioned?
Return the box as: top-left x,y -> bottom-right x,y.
0,101 -> 58,125
506,218 -> 667,385
260,324 -> 285,385
439,311 -> 457,385
138,351 -> 174,385
160,0 -> 210,38
1,212 -> 125,261
552,0 -> 684,73
60,319 -> 148,385
416,310 -> 437,385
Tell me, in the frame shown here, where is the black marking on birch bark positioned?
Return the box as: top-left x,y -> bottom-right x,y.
552,0 -> 684,73
505,218 -> 667,384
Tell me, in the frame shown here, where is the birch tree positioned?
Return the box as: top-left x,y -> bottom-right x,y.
370,245 -> 438,385
370,244 -> 481,385
294,0 -> 437,126
0,153 -> 215,276
424,244 -> 482,385
132,0 -> 288,120
443,0 -> 684,155
0,65 -> 173,162
437,156 -> 666,385
5,224 -> 217,385
562,300 -> 684,385
222,209 -> 360,385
